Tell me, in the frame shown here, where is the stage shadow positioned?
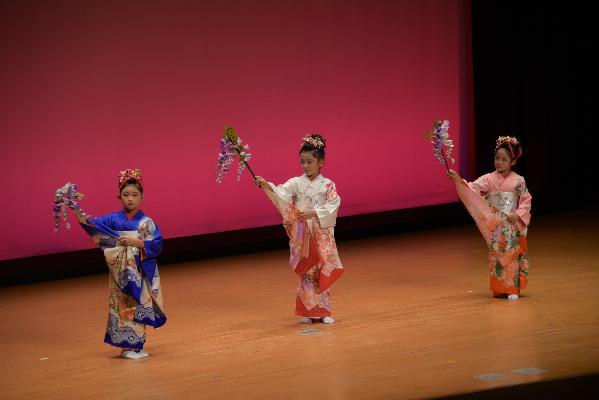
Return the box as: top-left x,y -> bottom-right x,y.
431,373 -> 599,400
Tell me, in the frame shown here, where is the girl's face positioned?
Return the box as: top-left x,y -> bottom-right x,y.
300,151 -> 324,179
494,148 -> 516,174
119,184 -> 143,212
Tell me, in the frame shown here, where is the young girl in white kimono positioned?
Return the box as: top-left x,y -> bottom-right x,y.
255,134 -> 344,323
449,136 -> 532,299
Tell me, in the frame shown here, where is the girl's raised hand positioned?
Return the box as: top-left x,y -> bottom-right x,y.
74,211 -> 89,224
447,169 -> 461,182
254,176 -> 271,190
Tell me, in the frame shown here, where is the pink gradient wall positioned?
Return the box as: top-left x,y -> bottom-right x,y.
0,0 -> 472,261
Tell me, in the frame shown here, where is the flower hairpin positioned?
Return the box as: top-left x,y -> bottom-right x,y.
301,135 -> 324,149
495,136 -> 522,159
495,136 -> 520,151
118,168 -> 143,189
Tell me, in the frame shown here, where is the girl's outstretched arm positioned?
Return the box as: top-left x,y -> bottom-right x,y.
261,177 -> 299,220
255,176 -> 274,192
75,211 -> 90,224
447,169 -> 461,182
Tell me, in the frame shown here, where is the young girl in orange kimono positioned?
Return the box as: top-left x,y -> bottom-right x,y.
449,136 -> 532,299
255,134 -> 344,323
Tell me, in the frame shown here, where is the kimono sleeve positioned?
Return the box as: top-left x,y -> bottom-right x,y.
269,177 -> 298,203
265,177 -> 299,218
315,181 -> 341,229
88,212 -> 117,231
138,217 -> 163,281
515,178 -> 532,227
466,173 -> 491,196
139,218 -> 163,259
79,212 -> 120,246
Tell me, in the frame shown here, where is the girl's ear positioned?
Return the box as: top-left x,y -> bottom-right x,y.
511,159 -> 517,167
117,194 -> 121,200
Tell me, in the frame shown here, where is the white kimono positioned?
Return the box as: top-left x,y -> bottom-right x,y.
265,174 -> 344,317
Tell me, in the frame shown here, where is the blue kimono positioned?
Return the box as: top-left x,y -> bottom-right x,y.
81,209 -> 166,350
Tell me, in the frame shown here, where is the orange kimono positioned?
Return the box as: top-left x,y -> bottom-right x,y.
455,171 -> 532,295
265,174 -> 344,317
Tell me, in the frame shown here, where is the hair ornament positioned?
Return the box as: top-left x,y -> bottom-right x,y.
495,136 -> 522,159
301,135 -> 325,149
118,168 -> 143,189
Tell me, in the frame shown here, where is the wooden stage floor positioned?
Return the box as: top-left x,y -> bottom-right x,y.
1,209 -> 598,399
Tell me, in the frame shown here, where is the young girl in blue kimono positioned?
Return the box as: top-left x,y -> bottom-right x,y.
77,169 -> 166,359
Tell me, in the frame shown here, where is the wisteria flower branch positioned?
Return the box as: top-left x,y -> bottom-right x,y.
216,125 -> 256,183
53,182 -> 87,231
424,119 -> 454,172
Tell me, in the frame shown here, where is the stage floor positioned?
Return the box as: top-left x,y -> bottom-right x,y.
1,209 -> 598,399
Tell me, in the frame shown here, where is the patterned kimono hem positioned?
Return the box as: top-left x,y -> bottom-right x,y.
104,314 -> 146,350
490,275 -> 528,295
319,268 -> 344,291
295,298 -> 331,318
104,334 -> 145,350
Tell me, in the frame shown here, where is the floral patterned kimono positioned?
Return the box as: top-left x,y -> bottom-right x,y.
80,210 -> 166,349
265,174 -> 344,317
455,171 -> 532,295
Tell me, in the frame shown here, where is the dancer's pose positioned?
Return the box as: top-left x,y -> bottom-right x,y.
449,136 -> 532,299
77,169 -> 166,358
255,134 -> 344,323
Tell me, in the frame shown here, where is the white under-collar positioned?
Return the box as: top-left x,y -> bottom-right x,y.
302,173 -> 324,183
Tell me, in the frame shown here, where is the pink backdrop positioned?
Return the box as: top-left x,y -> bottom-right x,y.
0,0 -> 472,261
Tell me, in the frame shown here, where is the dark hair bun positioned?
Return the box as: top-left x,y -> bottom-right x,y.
310,134 -> 326,148
299,133 -> 327,160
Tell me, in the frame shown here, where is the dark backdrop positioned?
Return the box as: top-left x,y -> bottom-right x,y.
471,1 -> 593,212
